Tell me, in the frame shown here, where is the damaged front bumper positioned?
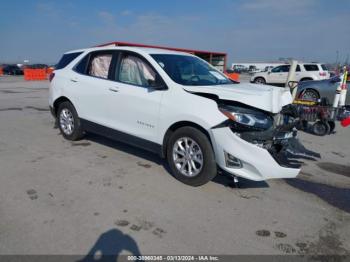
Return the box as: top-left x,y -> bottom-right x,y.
210,127 -> 304,181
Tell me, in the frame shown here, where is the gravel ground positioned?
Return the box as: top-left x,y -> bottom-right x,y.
0,76 -> 349,257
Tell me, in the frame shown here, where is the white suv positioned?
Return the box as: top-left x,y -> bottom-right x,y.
251,63 -> 330,85
49,46 -> 300,186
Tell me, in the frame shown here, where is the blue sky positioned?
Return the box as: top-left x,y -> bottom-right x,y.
0,0 -> 349,64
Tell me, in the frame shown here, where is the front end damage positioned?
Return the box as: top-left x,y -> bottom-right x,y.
210,103 -> 319,181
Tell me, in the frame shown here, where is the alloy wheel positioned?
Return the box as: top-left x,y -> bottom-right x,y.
172,137 -> 203,177
59,108 -> 75,135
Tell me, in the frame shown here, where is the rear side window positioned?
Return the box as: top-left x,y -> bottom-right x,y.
74,55 -> 89,74
87,52 -> 113,79
321,64 -> 328,71
304,64 -> 319,71
56,52 -> 82,70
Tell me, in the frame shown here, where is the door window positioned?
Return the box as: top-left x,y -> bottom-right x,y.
56,52 -> 83,70
304,64 -> 319,71
118,54 -> 157,87
74,54 -> 89,74
88,53 -> 113,79
271,65 -> 290,73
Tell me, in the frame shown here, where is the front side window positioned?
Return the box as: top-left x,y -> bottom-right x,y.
271,65 -> 290,73
151,54 -> 232,86
88,53 -> 113,79
118,54 -> 156,87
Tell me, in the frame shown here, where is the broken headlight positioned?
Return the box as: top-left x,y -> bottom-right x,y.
219,105 -> 273,131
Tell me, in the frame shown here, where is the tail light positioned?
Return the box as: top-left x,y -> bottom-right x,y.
49,72 -> 55,82
319,72 -> 327,77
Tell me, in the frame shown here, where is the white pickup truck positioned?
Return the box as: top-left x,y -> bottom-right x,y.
251,63 -> 330,85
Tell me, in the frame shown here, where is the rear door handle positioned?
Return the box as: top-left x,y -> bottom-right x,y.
109,87 -> 119,92
70,79 -> 78,83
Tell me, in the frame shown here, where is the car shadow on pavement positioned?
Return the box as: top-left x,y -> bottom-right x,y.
86,133 -> 177,176
212,171 -> 269,189
85,133 -> 269,189
78,228 -> 142,262
86,133 -> 164,165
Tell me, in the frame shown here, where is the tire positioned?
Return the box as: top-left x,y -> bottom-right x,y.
300,89 -> 320,102
312,121 -> 330,136
328,121 -> 335,134
57,101 -> 84,141
166,127 -> 217,186
254,77 -> 266,84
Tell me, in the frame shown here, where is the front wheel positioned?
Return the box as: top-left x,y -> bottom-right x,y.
312,121 -> 330,136
166,127 -> 217,186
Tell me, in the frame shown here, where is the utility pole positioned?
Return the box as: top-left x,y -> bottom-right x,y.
286,60 -> 298,99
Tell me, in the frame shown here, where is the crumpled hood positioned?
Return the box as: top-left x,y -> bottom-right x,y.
183,83 -> 293,113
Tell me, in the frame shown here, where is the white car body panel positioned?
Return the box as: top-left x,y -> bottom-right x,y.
210,128 -> 300,181
183,83 -> 293,114
49,46 -> 300,182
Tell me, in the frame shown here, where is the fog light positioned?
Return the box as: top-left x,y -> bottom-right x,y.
224,151 -> 242,168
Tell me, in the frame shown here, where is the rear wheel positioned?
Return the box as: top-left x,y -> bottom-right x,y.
57,101 -> 84,141
328,121 -> 336,134
312,121 -> 330,136
254,77 -> 266,84
300,89 -> 320,102
166,127 -> 217,186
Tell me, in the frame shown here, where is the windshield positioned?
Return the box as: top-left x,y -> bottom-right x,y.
151,54 -> 232,86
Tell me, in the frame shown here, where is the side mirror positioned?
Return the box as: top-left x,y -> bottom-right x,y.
147,77 -> 167,90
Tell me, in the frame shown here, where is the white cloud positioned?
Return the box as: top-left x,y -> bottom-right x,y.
121,10 -> 132,16
241,0 -> 317,15
98,11 -> 116,24
36,2 -> 60,18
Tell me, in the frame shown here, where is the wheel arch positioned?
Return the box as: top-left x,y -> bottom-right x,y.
161,121 -> 212,159
53,96 -> 73,116
253,76 -> 266,83
300,77 -> 313,82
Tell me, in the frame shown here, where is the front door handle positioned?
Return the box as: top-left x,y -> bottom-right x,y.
70,79 -> 78,83
109,87 -> 119,93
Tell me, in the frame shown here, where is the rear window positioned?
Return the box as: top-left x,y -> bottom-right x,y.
56,52 -> 83,70
304,64 -> 319,71
321,64 -> 328,71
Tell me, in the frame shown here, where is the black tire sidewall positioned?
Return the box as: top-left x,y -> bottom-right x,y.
301,89 -> 319,101
166,127 -> 217,186
57,102 -> 84,141
312,121 -> 330,136
254,77 -> 265,84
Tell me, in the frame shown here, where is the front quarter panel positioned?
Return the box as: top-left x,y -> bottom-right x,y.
157,85 -> 227,144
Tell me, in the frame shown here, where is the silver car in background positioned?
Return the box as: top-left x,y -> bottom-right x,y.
297,77 -> 349,104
